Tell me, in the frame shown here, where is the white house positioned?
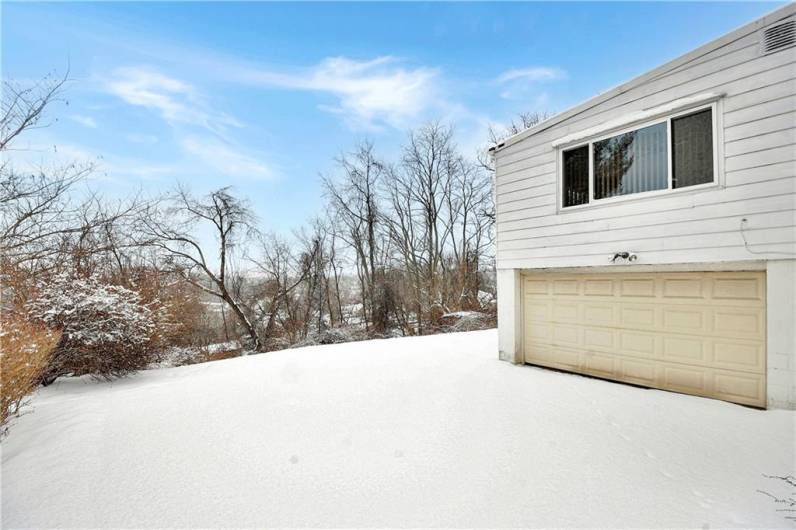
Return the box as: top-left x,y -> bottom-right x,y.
493,4 -> 796,409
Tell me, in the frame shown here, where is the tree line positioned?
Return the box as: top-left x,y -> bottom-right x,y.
1,73 -> 541,434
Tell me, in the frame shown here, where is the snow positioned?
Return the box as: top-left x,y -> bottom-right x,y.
550,92 -> 724,148
441,310 -> 481,318
2,330 -> 794,528
27,273 -> 157,347
205,340 -> 241,354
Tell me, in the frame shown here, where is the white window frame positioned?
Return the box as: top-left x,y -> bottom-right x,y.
557,101 -> 720,212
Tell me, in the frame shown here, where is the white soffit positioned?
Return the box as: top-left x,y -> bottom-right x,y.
551,92 -> 725,148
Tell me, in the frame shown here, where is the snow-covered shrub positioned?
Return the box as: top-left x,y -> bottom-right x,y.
439,311 -> 496,332
26,274 -> 161,384
118,268 -> 208,348
0,313 -> 60,435
290,326 -> 373,349
155,346 -> 202,368
263,336 -> 291,352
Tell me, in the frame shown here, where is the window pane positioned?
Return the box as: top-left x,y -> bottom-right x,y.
562,145 -> 589,207
593,122 -> 668,200
672,109 -> 713,189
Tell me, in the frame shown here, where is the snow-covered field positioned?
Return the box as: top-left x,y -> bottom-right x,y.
2,330 -> 794,528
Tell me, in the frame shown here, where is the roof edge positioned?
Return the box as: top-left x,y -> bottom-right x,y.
493,2 -> 796,154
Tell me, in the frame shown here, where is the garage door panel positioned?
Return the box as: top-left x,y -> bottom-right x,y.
713,308 -> 765,340
619,358 -> 657,386
620,331 -> 658,358
524,279 -> 549,295
711,340 -> 765,372
620,305 -> 658,330
525,301 -> 551,322
526,344 -> 580,371
621,278 -> 657,297
662,366 -> 708,394
583,353 -> 616,377
584,328 -> 616,350
552,325 -> 581,347
550,347 -> 581,369
712,276 -> 765,303
662,277 -> 706,299
523,271 -> 766,407
662,306 -> 709,335
552,303 -> 579,323
553,279 -> 579,295
712,371 -> 765,405
525,321 -> 552,343
584,279 -> 614,296
583,303 -> 617,326
662,336 -> 708,364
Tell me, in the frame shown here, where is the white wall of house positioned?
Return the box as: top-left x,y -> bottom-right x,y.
494,4 -> 796,408
766,259 -> 796,408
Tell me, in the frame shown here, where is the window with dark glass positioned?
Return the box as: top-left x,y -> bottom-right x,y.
562,145 -> 589,207
593,122 -> 668,200
560,105 -> 716,209
672,108 -> 713,189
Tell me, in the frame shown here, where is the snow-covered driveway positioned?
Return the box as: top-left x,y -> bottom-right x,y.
2,330 -> 794,528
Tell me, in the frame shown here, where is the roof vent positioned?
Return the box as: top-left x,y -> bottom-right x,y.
762,20 -> 796,55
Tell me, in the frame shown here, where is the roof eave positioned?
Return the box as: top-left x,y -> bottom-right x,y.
492,2 -> 796,155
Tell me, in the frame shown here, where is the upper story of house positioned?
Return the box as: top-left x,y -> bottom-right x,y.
493,4 -> 796,271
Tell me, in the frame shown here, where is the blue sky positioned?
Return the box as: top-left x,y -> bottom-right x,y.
2,1 -> 784,232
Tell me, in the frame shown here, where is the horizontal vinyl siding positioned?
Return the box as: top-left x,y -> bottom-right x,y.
498,230 -> 794,261
498,195 -> 796,244
497,245 -> 796,270
724,111 -> 796,142
498,179 -> 796,236
495,9 -> 796,270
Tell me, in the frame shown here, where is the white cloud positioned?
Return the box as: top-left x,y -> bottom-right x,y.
70,114 -> 98,128
104,67 -> 242,134
239,56 -> 439,130
495,66 -> 566,102
98,66 -> 277,183
180,136 -> 273,181
8,140 -> 174,183
496,67 -> 566,84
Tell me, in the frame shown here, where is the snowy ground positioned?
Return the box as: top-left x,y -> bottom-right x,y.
2,330 -> 795,528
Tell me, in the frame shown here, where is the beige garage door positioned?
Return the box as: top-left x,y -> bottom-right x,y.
523,271 -> 766,407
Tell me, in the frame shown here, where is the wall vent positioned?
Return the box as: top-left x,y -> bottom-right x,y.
761,20 -> 796,55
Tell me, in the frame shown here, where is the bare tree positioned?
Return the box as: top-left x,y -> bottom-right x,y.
1,73 -> 143,288
1,72 -> 67,152
324,216 -> 346,326
443,160 -> 494,309
250,230 -> 321,346
388,122 -> 462,328
377,122 -> 499,332
478,111 -> 550,173
323,142 -> 387,331
141,186 -> 263,350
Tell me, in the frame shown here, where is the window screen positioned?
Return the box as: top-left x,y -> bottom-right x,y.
672,109 -> 713,189
593,122 -> 668,200
562,145 -> 589,207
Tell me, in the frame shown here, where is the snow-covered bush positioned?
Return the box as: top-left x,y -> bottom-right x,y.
26,274 -> 161,384
439,311 -> 496,332
0,313 -> 60,435
290,326 -> 373,349
154,346 -> 202,368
